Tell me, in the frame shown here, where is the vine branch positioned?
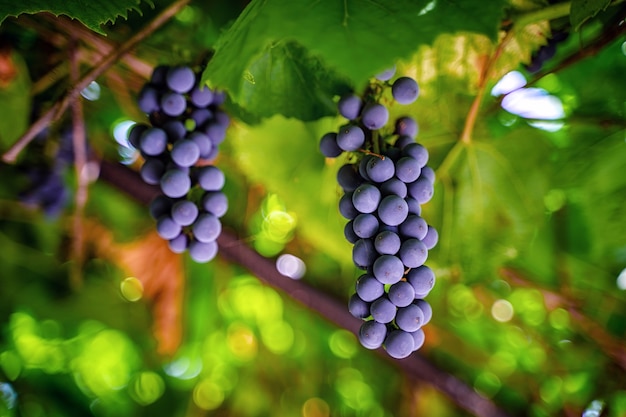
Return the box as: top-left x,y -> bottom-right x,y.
1,0 -> 191,164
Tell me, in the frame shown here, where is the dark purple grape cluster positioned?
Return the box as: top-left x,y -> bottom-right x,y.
129,65 -> 230,263
320,67 -> 438,359
525,29 -> 569,73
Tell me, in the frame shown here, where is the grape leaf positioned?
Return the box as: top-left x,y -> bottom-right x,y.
0,0 -> 148,34
202,0 -> 506,120
570,0 -> 612,31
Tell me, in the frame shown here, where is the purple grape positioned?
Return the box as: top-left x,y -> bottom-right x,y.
137,85 -> 160,114
374,230 -> 401,255
395,117 -> 419,138
395,135 -> 415,150
395,304 -> 425,332
166,66 -> 195,94
140,128 -> 167,156
388,281 -> 415,307
160,92 -> 187,117
190,85 -> 214,107
352,238 -> 377,269
319,132 -> 342,158
189,132 -> 213,159
339,192 -> 359,219
407,266 -> 436,295
420,165 -> 435,183
370,297 -> 397,323
359,320 -> 387,349
395,157 -> 421,183
168,233 -> 189,254
384,330 -> 414,359
355,273 -> 385,302
336,125 -> 365,151
190,108 -> 213,126
337,164 -> 362,192
361,103 -> 389,130
140,158 -> 165,185
392,77 -> 419,104
149,195 -> 173,219
150,65 -> 168,86
156,215 -> 182,240
196,166 -> 225,191
128,123 -> 148,149
348,293 -> 371,319
407,177 -> 434,204
422,225 -> 438,249
162,120 -> 187,142
372,255 -> 404,284
377,195 -> 409,226
405,198 -> 422,215
337,94 -> 362,120
171,200 -> 199,226
358,155 -> 374,182
201,191 -> 228,217
344,220 -> 359,244
192,213 -> 222,242
414,299 -> 433,324
380,177 -> 407,198
410,329 -> 426,351
366,156 -> 395,183
399,238 -> 428,268
189,239 -> 218,263
353,213 -> 380,239
171,139 -> 200,167
352,183 -> 381,214
403,143 -> 429,167
204,121 -> 227,146
375,65 -> 396,81
160,169 -> 191,198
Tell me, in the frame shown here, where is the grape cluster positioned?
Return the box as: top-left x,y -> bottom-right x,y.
129,65 -> 230,263
525,30 -> 569,73
320,67 -> 438,359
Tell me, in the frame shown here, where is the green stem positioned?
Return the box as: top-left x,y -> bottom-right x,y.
512,2 -> 572,28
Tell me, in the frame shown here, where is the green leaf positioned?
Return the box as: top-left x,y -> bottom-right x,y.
570,0 -> 612,31
0,0 -> 148,34
0,51 -> 30,153
202,0 -> 506,120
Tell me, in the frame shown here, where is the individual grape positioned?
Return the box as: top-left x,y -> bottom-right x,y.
352,238 -> 377,269
156,215 -> 182,240
388,281 -> 416,307
190,85 -> 214,107
140,158 -> 165,185
348,294 -> 371,319
189,132 -> 213,159
355,273 -> 385,302
150,65 -> 168,86
395,304 -> 425,332
422,225 -> 439,249
407,266 -> 436,295
189,239 -> 218,263
160,92 -> 187,117
414,299 -> 433,324
162,120 -> 187,142
384,330 -> 414,359
149,195 -> 173,219
201,191 -> 228,217
409,328 -> 426,351
171,139 -> 200,167
353,213 -> 379,239
374,230 -> 401,255
128,123 -> 148,148
190,108 -> 213,126
361,102 -> 389,130
398,238 -> 428,268
204,121 -> 228,146
380,178 -> 407,198
358,320 -> 387,349
372,255 -> 405,284
337,94 -> 362,120
395,116 -> 418,138
212,90 -> 227,105
168,233 -> 189,254
339,192 -> 359,219
344,220 -> 359,244
319,132 -> 342,158
358,155 -> 374,182
366,156 -> 394,183
407,177 -> 434,204
166,66 -> 195,93
399,215 -> 428,240
192,213 -> 222,243
375,65 -> 396,81
336,125 -> 365,151
403,143 -> 429,167
140,128 -> 167,156
392,77 -> 419,104
370,297 -> 397,323
137,85 -> 160,114
395,157 -> 421,183
197,166 -> 225,191
160,169 -> 191,198
420,165 -> 435,183
394,135 -> 415,150
352,183 -> 381,214
171,200 -> 199,226
377,195 -> 409,226
337,164 -> 362,192
405,198 -> 422,215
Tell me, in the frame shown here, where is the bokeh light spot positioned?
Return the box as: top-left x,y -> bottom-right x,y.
539,376 -> 562,405
130,371 -> 165,405
474,372 -> 501,398
260,321 -> 294,354
120,277 -> 144,302
549,308 -> 570,329
491,71 -> 526,96
616,268 -> 626,290
0,382 -> 17,409
491,299 -> 514,322
80,81 -> 101,101
0,351 -> 22,381
276,254 -> 306,279
329,330 -> 357,359
193,378 -> 224,411
227,323 -> 258,361
302,397 -> 330,417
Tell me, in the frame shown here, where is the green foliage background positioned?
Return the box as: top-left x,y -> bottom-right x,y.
0,0 -> 625,417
